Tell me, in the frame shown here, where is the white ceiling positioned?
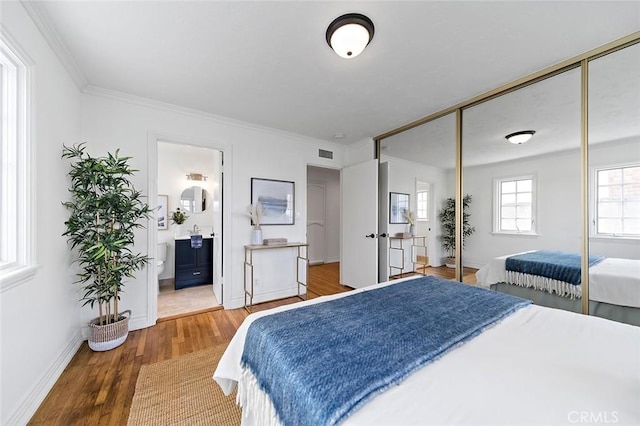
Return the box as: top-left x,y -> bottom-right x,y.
27,1 -> 640,145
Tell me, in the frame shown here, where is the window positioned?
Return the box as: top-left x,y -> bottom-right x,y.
494,176 -> 536,234
1,31 -> 35,290
595,165 -> 640,237
416,190 -> 428,220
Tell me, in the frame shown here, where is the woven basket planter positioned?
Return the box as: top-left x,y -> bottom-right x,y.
87,310 -> 131,351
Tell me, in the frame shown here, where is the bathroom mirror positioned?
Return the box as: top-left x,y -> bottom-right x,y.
180,186 -> 208,213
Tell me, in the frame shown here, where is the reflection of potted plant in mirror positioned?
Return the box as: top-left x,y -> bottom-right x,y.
62,143 -> 150,351
403,210 -> 416,235
438,195 -> 475,268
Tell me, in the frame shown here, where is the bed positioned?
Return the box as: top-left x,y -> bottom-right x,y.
476,250 -> 640,326
214,275 -> 640,425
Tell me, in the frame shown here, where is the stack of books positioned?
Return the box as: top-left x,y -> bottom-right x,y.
263,238 -> 288,246
395,232 -> 412,238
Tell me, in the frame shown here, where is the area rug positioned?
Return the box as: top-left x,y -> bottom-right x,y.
128,344 -> 241,426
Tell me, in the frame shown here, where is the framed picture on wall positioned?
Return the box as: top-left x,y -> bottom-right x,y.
157,195 -> 168,230
389,192 -> 410,224
251,178 -> 295,225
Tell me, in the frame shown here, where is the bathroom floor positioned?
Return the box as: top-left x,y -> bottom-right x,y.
158,281 -> 220,319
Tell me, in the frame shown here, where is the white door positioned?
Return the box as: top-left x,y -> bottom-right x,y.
307,182 -> 326,265
341,159 -> 378,288
212,151 -> 223,303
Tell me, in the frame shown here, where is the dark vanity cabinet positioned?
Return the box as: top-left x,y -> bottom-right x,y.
174,238 -> 213,289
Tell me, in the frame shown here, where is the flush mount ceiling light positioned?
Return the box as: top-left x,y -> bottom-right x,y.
505,130 -> 536,145
326,13 -> 374,59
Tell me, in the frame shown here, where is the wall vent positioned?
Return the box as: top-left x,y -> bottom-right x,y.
318,149 -> 333,159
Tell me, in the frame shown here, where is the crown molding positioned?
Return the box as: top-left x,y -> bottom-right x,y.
82,85 -> 347,150
20,0 -> 88,90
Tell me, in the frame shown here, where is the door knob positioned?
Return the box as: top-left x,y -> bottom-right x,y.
378,233 -> 388,238
365,233 -> 376,238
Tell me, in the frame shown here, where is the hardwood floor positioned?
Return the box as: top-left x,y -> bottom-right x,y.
28,262 -> 474,425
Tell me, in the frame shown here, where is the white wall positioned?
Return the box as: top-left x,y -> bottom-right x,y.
0,3 -> 83,424
80,91 -> 347,323
307,166 -> 340,263
157,142 -> 220,280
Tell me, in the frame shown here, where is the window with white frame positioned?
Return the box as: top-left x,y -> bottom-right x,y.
594,164 -> 640,237
1,31 -> 35,290
416,190 -> 428,220
494,176 -> 536,234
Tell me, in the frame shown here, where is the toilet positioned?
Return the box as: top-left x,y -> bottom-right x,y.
157,242 -> 168,284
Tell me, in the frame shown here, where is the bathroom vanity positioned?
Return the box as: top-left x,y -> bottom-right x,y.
174,236 -> 213,290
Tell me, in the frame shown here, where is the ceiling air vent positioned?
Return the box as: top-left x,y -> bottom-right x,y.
318,149 -> 333,159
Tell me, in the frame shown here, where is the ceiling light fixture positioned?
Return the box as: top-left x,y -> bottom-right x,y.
186,173 -> 207,181
505,130 -> 536,145
326,13 -> 374,59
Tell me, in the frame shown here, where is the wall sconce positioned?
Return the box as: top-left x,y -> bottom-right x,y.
186,173 -> 207,181
326,13 -> 375,59
505,130 -> 536,145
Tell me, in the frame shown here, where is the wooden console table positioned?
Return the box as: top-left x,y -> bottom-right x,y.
243,242 -> 309,312
388,235 -> 428,278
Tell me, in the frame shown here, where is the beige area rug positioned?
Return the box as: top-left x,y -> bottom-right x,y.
128,345 -> 241,426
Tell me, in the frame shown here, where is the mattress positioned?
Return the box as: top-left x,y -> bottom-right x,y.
476,254 -> 640,308
213,276 -> 640,425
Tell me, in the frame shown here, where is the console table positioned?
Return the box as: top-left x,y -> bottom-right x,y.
388,235 -> 428,278
243,242 -> 309,312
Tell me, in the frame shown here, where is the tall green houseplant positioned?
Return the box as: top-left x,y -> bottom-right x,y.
438,194 -> 475,264
62,143 -> 150,334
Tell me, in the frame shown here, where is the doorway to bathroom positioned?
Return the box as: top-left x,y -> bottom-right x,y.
156,141 -> 223,319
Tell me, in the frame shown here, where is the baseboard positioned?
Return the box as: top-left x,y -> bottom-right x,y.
6,331 -> 83,426
326,256 -> 339,264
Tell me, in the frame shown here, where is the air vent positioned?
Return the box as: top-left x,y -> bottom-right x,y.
318,149 -> 333,159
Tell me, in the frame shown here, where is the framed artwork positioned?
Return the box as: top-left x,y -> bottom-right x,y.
157,195 -> 168,230
389,192 -> 410,224
251,178 -> 295,225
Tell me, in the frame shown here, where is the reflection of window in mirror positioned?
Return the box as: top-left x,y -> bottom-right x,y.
593,164 -> 640,237
493,175 -> 537,234
416,181 -> 432,221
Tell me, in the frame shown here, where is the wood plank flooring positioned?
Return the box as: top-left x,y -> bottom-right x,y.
28,262 -> 475,425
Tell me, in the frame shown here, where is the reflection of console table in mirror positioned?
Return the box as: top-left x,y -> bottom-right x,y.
388,235 -> 428,278
243,243 -> 309,312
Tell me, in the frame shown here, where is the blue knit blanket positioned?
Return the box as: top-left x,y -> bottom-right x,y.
240,276 -> 531,425
505,250 -> 605,286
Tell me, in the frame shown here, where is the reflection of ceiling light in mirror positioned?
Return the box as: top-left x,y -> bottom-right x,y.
505,130 -> 536,144
326,13 -> 375,59
333,133 -> 345,139
186,173 -> 207,181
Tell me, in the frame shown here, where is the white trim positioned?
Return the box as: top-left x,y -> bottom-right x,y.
147,131 -> 233,323
493,174 -> 537,235
5,330 -> 83,426
19,0 -> 88,90
0,26 -> 36,292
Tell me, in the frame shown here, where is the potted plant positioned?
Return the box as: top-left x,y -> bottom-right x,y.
170,207 -> 189,237
62,143 -> 151,351
403,210 -> 416,235
438,194 -> 475,268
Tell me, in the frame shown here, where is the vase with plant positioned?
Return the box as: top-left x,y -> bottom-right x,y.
403,210 -> 416,235
171,207 -> 189,237
62,143 -> 150,351
438,194 -> 475,268
248,203 -> 264,245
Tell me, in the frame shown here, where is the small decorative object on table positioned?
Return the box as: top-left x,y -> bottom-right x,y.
404,210 -> 416,235
264,238 -> 288,246
248,203 -> 264,245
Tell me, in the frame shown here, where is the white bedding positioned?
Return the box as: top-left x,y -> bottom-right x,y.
214,276 -> 640,425
476,255 -> 640,308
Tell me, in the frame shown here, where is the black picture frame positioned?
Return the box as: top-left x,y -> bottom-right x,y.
251,178 -> 295,225
389,192 -> 410,224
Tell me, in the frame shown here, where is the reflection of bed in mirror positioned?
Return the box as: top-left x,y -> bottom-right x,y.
214,275 -> 640,425
476,250 -> 640,326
